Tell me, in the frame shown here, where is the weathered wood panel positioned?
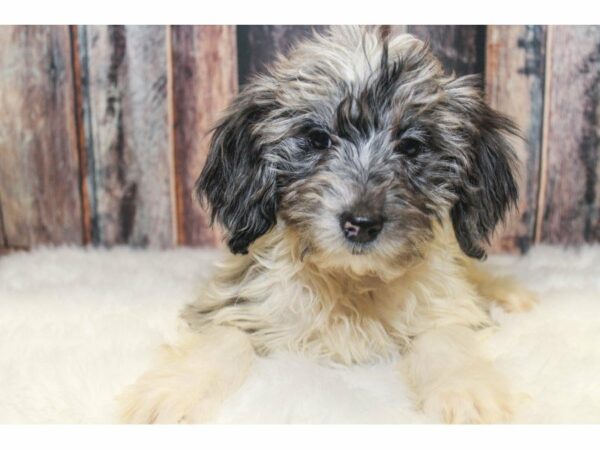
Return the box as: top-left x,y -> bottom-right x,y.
407,25 -> 486,76
78,25 -> 176,247
539,26 -> 600,244
0,26 -> 83,248
171,25 -> 237,247
486,26 -> 546,253
237,25 -> 328,85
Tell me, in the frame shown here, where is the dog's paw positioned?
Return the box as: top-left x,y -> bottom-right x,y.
118,327 -> 255,424
493,284 -> 538,313
118,372 -> 217,424
480,277 -> 538,314
419,370 -> 516,424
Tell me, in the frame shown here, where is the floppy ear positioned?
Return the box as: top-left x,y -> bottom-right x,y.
447,76 -> 520,260
195,89 -> 278,255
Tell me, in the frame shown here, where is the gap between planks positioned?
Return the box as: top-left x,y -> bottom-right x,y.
166,25 -> 179,246
69,25 -> 93,245
534,25 -> 552,244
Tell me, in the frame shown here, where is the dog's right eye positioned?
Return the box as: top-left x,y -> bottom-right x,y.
395,138 -> 423,158
307,130 -> 331,150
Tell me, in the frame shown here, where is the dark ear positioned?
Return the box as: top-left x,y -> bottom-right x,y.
195,90 -> 278,255
447,76 -> 520,259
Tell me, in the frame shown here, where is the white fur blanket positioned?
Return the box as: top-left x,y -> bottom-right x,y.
1,246 -> 600,423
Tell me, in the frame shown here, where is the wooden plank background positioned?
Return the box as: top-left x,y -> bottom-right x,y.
236,25 -> 328,85
0,26 -> 83,249
539,26 -> 600,245
171,25 -> 237,247
486,25 -> 546,253
77,25 -> 176,248
1,25 -> 599,253
407,26 -> 486,76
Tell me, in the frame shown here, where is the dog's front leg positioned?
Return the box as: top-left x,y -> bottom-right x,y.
465,263 -> 537,313
119,326 -> 254,424
403,325 -> 515,424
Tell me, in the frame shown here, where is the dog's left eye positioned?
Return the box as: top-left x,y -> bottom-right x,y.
307,130 -> 331,150
395,138 -> 422,157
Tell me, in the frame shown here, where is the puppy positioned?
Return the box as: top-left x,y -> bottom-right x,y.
120,26 -> 536,424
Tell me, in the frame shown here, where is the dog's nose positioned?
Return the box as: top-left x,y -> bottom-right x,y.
340,212 -> 384,243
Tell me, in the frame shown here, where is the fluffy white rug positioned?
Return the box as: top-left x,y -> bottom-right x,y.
1,246 -> 600,423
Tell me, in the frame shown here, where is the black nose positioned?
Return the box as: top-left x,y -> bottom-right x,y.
340,212 -> 384,243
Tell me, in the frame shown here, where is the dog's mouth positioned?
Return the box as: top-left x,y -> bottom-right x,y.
347,241 -> 375,256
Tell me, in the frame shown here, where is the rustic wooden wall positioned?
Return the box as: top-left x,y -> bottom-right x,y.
539,26 -> 600,245
486,25 -> 546,253
171,25 -> 237,247
1,25 -> 599,253
0,26 -> 83,250
77,25 -> 176,248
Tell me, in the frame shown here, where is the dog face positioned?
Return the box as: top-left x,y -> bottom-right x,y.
196,27 -> 518,264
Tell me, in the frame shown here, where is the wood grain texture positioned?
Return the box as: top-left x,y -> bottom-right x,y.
236,25 -> 328,85
0,26 -> 83,248
69,25 -> 93,245
407,25 -> 486,76
78,25 -> 176,247
485,26 -> 546,253
539,26 -> 600,244
171,25 -> 237,247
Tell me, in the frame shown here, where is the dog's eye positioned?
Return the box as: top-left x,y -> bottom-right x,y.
395,138 -> 422,157
308,130 -> 331,150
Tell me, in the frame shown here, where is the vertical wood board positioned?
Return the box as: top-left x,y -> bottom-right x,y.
78,25 -> 175,247
486,25 -> 546,252
539,26 -> 600,244
0,26 -> 83,248
171,25 -> 237,246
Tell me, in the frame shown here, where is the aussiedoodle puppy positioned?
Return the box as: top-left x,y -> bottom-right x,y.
120,25 -> 536,424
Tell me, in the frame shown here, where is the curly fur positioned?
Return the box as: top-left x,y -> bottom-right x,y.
120,26 -> 535,424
